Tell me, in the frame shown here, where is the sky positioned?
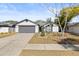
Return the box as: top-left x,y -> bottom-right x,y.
0,3 -> 79,22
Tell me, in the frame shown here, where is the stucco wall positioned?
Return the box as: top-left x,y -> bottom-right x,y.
53,26 -> 59,32
0,27 -> 9,32
53,24 -> 59,32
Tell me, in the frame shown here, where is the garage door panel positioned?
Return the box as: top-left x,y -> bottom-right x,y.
19,26 -> 35,33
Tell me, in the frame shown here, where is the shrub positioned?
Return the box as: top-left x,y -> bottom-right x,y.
40,27 -> 45,36
40,31 -> 45,36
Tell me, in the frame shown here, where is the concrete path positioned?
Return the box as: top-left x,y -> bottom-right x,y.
0,33 -> 34,56
24,44 -> 79,50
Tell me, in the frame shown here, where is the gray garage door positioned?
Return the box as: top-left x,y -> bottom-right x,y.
19,26 -> 35,33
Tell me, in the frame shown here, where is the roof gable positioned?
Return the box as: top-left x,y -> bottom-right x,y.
42,22 -> 58,27
12,19 -> 39,27
68,22 -> 79,27
0,24 -> 11,27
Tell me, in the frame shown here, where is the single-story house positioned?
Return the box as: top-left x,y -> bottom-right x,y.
0,24 -> 14,33
41,23 -> 59,32
13,19 -> 39,33
67,23 -> 79,35
0,19 -> 59,33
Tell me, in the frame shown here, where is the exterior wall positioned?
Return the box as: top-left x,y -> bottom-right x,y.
44,24 -> 59,32
9,27 -> 15,32
15,21 -> 39,33
53,24 -> 59,32
35,25 -> 39,32
68,26 -> 79,34
17,21 -> 36,25
15,26 -> 18,32
44,26 -> 51,32
52,26 -> 59,32
0,27 -> 9,32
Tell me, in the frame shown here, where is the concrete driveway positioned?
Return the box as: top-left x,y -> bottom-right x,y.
0,33 -> 34,56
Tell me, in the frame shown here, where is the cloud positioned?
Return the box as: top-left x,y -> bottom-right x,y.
0,3 -> 56,21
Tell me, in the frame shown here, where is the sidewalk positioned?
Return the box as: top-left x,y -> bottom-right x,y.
24,44 -> 79,50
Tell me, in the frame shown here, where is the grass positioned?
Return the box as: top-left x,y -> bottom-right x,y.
0,32 -> 16,38
29,32 -> 79,44
20,50 -> 79,56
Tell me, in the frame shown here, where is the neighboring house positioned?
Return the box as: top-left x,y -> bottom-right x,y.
13,19 -> 39,33
42,23 -> 59,32
67,23 -> 79,35
0,24 -> 14,33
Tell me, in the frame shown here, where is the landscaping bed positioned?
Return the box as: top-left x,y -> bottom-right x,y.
29,32 -> 79,44
20,49 -> 79,56
0,32 -> 16,38
58,38 -> 79,44
29,33 -> 59,44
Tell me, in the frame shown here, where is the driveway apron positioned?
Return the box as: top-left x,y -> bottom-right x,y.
0,33 -> 34,56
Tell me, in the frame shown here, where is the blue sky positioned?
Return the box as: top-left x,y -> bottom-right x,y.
0,3 -> 79,22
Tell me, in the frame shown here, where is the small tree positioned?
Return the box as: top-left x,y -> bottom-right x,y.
49,8 -> 69,40
40,26 -> 45,36
58,11 -> 68,39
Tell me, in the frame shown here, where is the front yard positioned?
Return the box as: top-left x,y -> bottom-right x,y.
28,32 -> 79,44
20,32 -> 79,56
0,32 -> 16,38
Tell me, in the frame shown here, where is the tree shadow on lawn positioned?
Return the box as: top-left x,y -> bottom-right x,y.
58,38 -> 79,51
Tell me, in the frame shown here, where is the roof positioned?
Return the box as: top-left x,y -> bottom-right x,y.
68,22 -> 79,27
41,22 -> 58,27
0,21 -> 15,27
0,24 -> 11,27
35,21 -> 46,26
12,19 -> 40,27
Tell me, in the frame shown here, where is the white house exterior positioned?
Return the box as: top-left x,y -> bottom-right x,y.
68,23 -> 79,35
52,24 -> 59,32
43,23 -> 59,32
14,19 -> 39,33
0,25 -> 14,33
0,27 -> 9,32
